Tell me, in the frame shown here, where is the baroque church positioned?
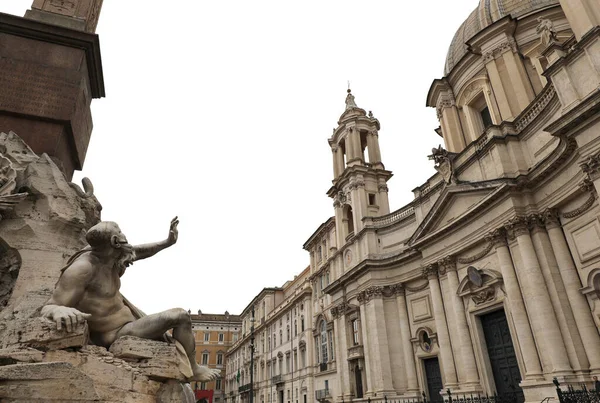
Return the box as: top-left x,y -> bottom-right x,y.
226,1 -> 600,403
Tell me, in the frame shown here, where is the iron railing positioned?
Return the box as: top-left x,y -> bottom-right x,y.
370,389 -> 524,403
315,389 -> 330,400
554,378 -> 600,403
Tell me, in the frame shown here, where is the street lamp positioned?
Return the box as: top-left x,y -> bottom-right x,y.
250,305 -> 255,403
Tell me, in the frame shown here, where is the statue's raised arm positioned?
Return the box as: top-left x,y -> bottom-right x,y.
132,216 -> 179,261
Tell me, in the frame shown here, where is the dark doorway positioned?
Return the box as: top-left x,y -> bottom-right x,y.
355,365 -> 364,398
424,357 -> 443,403
279,390 -> 284,403
480,310 -> 525,403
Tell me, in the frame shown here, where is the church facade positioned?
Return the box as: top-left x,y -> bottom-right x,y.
226,1 -> 600,402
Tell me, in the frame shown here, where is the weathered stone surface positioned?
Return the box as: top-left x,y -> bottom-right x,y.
0,362 -> 100,401
156,380 -> 196,403
110,336 -> 186,381
2,317 -> 88,349
0,346 -> 43,364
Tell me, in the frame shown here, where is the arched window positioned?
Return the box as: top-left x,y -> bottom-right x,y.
320,320 -> 328,363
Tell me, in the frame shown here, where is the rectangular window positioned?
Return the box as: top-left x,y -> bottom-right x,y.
352,319 -> 360,345
286,356 -> 290,373
218,333 -> 224,342
328,330 -> 334,361
200,382 -> 207,390
480,106 -> 493,129
217,353 -> 223,365
216,379 -> 222,390
368,193 -> 376,205
202,353 -> 209,365
204,333 -> 210,342
233,333 -> 238,342
325,380 -> 329,391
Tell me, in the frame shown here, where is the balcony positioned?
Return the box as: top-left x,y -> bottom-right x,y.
272,374 -> 284,384
347,344 -> 364,360
315,389 -> 330,401
238,383 -> 252,393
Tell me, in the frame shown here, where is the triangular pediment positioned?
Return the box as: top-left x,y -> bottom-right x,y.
409,183 -> 508,246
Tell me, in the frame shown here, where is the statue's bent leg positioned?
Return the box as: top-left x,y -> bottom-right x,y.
116,308 -> 195,357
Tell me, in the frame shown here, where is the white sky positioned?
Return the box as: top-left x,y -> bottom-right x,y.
2,1 -> 477,315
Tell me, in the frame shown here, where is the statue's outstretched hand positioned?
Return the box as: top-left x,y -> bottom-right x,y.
42,305 -> 91,333
167,216 -> 179,246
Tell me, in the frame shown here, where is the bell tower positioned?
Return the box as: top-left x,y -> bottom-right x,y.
328,90 -> 392,248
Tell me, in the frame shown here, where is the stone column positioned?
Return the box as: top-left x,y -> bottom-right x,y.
395,285 -> 420,394
334,201 -> 345,247
558,0 -> 600,41
369,130 -> 383,167
505,217 -> 572,375
378,182 -> 390,215
501,46 -> 535,110
529,215 -> 587,372
544,210 -> 600,372
332,306 -> 352,400
332,146 -> 344,179
440,257 -> 481,389
439,103 -> 466,153
484,58 -> 513,120
358,301 -> 373,395
423,265 -> 458,388
359,287 -> 394,395
488,229 -> 543,378
345,132 -> 356,165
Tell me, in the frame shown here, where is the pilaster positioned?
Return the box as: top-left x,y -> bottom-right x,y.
422,265 -> 459,388
439,256 -> 481,390
487,228 -> 543,379
543,209 -> 600,373
504,216 -> 572,376
395,285 -> 420,394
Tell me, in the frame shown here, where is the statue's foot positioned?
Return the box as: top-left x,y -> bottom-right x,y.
189,364 -> 220,382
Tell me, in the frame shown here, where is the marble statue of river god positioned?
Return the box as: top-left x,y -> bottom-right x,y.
41,217 -> 219,382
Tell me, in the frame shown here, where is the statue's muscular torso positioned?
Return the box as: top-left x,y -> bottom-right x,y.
62,252 -> 136,346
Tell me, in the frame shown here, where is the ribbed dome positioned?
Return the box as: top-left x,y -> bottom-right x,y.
444,0 -> 560,75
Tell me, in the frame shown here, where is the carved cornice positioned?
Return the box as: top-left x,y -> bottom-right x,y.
422,264 -> 438,280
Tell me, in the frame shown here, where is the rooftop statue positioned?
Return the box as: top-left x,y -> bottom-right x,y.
41,217 -> 219,382
345,89 -> 357,110
536,17 -> 558,48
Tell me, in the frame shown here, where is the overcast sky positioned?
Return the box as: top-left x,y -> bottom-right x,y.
2,1 -> 477,315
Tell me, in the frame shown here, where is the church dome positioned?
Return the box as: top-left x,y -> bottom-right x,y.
444,0 -> 560,75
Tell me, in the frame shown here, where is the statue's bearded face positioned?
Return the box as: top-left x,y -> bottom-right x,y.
111,231 -> 135,276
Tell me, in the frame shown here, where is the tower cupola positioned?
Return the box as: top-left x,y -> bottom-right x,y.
327,90 -> 392,247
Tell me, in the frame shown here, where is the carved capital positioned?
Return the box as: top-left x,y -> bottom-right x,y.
527,214 -> 546,234
438,256 -> 457,274
422,264 -> 439,280
355,180 -> 365,188
486,228 -> 508,248
543,208 -> 561,229
504,216 -> 529,238
378,184 -> 389,193
365,286 -> 384,300
483,39 -> 517,62
580,152 -> 600,179
391,283 -> 405,296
